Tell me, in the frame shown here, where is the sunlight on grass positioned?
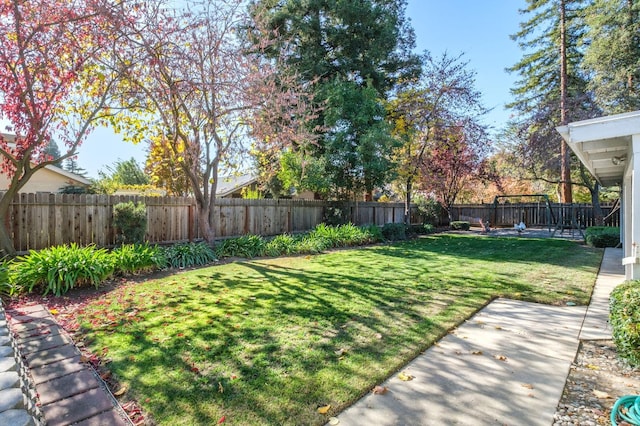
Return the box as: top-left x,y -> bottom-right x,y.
76,234 -> 602,425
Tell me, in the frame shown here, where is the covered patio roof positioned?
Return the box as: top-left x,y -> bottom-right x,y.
557,110 -> 640,187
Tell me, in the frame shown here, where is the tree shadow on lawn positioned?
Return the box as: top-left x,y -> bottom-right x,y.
87,252 -> 533,425
44,234 -> 601,424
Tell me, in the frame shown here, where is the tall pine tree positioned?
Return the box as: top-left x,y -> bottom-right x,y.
508,0 -> 597,203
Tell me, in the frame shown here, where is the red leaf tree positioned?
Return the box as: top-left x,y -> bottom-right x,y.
389,52 -> 491,223
0,0 -> 125,254
419,122 -> 491,221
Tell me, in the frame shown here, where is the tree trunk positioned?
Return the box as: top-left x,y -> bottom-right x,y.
590,183 -> 604,226
0,163 -> 36,256
559,0 -> 573,203
0,189 -> 18,256
404,177 -> 412,225
197,200 -> 215,245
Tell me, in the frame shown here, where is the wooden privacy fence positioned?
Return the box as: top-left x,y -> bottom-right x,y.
451,202 -> 620,228
5,194 -> 413,252
5,193 -> 620,252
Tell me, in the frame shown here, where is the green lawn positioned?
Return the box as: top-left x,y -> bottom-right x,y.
75,234 -> 602,425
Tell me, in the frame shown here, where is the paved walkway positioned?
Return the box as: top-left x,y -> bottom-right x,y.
334,247 -> 625,426
6,304 -> 131,426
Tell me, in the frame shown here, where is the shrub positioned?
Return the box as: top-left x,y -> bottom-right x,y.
113,201 -> 147,244
163,242 -> 217,269
323,202 -> 350,226
381,223 -> 407,241
610,280 -> 640,367
415,196 -> 444,225
12,244 -> 114,296
111,243 -> 164,275
585,226 -> 620,248
409,223 -> 436,235
215,235 -> 266,259
450,221 -> 470,231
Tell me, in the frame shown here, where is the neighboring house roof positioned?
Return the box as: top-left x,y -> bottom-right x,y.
0,133 -> 91,191
42,164 -> 92,186
216,173 -> 258,197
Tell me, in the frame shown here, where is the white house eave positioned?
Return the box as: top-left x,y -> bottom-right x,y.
556,111 -> 640,187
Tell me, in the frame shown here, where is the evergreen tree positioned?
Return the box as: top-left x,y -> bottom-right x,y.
43,140 -> 63,168
508,0 -> 597,203
248,0 -> 420,198
583,0 -> 640,113
100,158 -> 149,186
64,158 -> 88,177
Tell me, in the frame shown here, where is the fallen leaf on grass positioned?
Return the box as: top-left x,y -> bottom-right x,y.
374,333 -> 383,339
398,372 -> 414,381
593,390 -> 612,399
113,385 -> 128,397
372,386 -> 388,395
317,405 -> 331,414
217,416 -> 226,424
218,382 -> 224,393
334,348 -> 347,356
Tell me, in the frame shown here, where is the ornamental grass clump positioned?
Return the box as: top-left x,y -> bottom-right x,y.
264,234 -> 299,257
111,243 -> 165,275
610,280 -> 640,367
360,224 -> 384,242
0,260 -> 12,297
162,242 -> 217,269
215,235 -> 266,258
12,243 -> 114,296
307,223 -> 343,248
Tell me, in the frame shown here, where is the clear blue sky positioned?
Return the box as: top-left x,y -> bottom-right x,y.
76,0 -> 528,179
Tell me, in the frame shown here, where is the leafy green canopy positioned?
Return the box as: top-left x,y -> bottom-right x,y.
249,0 -> 419,198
